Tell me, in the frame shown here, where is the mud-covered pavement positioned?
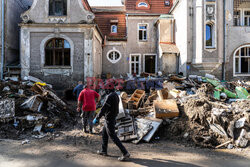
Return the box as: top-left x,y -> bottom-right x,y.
0,127 -> 249,167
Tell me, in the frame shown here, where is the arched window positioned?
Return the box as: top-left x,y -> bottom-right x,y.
111,25 -> 118,33
206,24 -> 213,47
45,38 -> 71,66
49,0 -> 67,16
107,50 -> 121,64
138,2 -> 148,8
234,45 -> 250,75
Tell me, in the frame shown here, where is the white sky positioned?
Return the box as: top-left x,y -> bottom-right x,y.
88,0 -> 123,6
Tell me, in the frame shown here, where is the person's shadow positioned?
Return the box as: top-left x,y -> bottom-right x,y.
129,158 -> 200,167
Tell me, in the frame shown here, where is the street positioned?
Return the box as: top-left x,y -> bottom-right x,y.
0,128 -> 249,167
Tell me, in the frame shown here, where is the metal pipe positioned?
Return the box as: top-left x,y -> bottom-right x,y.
222,0 -> 226,80
1,0 -> 4,80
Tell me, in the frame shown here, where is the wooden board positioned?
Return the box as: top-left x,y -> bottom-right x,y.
153,99 -> 179,119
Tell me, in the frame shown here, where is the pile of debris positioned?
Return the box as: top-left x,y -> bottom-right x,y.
114,73 -> 249,149
0,76 -> 76,139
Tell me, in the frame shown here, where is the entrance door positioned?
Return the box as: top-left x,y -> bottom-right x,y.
130,54 -> 141,75
144,55 -> 156,73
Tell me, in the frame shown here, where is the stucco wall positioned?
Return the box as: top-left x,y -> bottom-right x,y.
172,0 -> 188,76
93,30 -> 102,77
29,32 -> 85,89
21,0 -> 94,24
102,42 -> 127,76
161,53 -> 178,74
127,16 -> 158,73
20,25 -> 99,90
225,0 -> 250,80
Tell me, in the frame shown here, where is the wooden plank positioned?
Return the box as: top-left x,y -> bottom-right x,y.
153,99 -> 179,119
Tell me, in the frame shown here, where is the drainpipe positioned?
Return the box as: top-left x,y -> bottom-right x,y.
222,0 -> 226,80
126,14 -> 128,37
1,0 -> 5,80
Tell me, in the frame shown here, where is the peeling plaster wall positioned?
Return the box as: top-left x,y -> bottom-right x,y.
102,42 -> 127,76
92,29 -> 102,77
20,25 -> 97,90
0,0 -> 32,67
21,0 -> 94,24
127,16 -> 158,73
225,0 -> 250,80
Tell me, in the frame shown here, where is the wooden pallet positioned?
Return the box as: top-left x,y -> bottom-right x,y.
128,89 -> 145,109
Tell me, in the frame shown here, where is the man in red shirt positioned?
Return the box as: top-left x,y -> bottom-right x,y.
77,86 -> 100,134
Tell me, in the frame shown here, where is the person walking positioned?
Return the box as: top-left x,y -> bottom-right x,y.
93,88 -> 130,161
73,81 -> 84,100
77,86 -> 100,134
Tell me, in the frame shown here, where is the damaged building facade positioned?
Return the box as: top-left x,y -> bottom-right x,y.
225,0 -> 250,79
0,0 -> 32,79
95,0 -> 178,76
20,0 -> 103,90
171,0 -> 250,80
0,0 -> 248,89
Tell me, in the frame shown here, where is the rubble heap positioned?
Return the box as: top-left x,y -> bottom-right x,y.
115,73 -> 250,149
0,77 -> 76,139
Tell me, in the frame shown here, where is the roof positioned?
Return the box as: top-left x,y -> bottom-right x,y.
160,43 -> 179,54
93,7 -> 127,41
125,0 -> 173,14
82,0 -> 93,12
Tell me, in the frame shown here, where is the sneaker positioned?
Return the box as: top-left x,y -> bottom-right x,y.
97,150 -> 108,156
83,128 -> 89,133
118,153 -> 130,161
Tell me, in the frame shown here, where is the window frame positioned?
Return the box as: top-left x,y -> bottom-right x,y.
129,54 -> 141,75
233,45 -> 250,76
244,10 -> 250,26
233,8 -> 250,26
106,49 -> 122,64
138,2 -> 148,8
205,22 -> 215,49
44,38 -> 71,67
49,0 -> 67,16
138,23 -> 148,42
111,24 -> 118,34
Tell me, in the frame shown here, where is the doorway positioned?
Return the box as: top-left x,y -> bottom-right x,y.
144,55 -> 156,74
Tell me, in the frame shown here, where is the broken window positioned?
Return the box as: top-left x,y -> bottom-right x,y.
130,55 -> 141,75
233,0 -> 250,26
45,38 -> 71,66
49,0 -> 67,16
234,10 -> 241,26
111,25 -> 118,33
234,46 -> 250,75
206,23 -> 214,48
139,24 -> 147,41
244,10 -> 250,26
107,50 -> 121,64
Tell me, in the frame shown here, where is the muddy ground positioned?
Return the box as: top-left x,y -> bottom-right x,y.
0,117 -> 250,167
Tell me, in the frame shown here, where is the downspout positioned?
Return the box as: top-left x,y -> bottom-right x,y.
1,0 -> 4,80
222,0 -> 226,80
126,14 -> 128,37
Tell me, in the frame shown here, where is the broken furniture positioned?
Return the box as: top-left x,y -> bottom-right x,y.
21,95 -> 43,112
153,99 -> 179,119
128,89 -> 145,109
116,113 -> 137,142
0,99 -> 15,119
